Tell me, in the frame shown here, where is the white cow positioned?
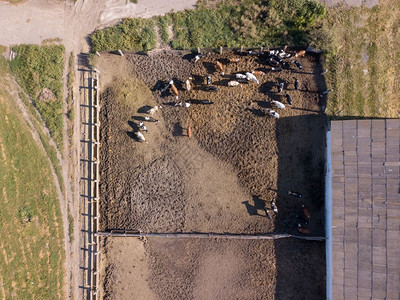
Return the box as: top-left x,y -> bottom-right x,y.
135,131 -> 146,142
235,73 -> 247,79
271,100 -> 285,109
265,109 -> 279,119
228,81 -> 240,87
245,72 -> 259,85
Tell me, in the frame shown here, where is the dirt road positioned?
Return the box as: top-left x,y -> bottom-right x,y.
0,0 -> 197,52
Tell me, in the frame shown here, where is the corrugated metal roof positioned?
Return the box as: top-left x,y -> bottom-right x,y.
330,119 -> 400,300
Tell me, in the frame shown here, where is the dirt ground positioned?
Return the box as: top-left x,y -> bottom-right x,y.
97,50 -> 326,299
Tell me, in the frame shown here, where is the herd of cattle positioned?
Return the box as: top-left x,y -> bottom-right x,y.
132,48 -> 324,234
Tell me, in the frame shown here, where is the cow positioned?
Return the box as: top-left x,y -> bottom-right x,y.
293,60 -> 303,70
135,131 -> 146,142
229,58 -> 240,63
268,58 -> 280,67
294,78 -> 299,91
228,80 -> 240,87
175,101 -> 190,108
271,200 -> 278,214
194,54 -> 205,62
264,208 -> 272,219
206,86 -> 219,92
297,223 -> 311,234
148,105 -> 160,115
200,100 -> 214,105
216,61 -> 224,75
321,89 -> 333,95
138,122 -> 148,133
144,116 -> 159,122
270,67 -> 282,72
169,80 -> 179,100
185,77 -> 193,92
271,100 -> 285,109
278,82 -> 284,93
302,205 -> 311,220
235,73 -> 247,79
288,190 -> 303,198
245,72 -> 259,85
265,109 -> 279,119
206,75 -> 212,85
252,70 -> 265,76
285,93 -> 293,106
295,50 -> 306,58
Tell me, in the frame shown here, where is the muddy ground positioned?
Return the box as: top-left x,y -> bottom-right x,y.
98,50 -> 326,299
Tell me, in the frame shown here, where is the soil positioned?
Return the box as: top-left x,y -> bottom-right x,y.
97,50 -> 327,299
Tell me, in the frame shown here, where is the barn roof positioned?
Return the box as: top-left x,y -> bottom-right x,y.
330,119 -> 400,299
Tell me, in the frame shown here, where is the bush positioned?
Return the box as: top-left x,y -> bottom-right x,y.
18,206 -> 35,224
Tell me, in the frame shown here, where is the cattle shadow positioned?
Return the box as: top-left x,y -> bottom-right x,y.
126,121 -> 142,141
273,113 -> 327,299
259,81 -> 277,94
128,120 -> 139,131
254,100 -> 272,109
202,61 -> 216,74
132,116 -> 146,122
245,107 -> 265,117
182,53 -> 196,61
241,195 -> 267,216
212,79 -> 231,87
189,100 -> 215,105
172,122 -> 183,136
137,105 -> 153,114
192,74 -> 205,85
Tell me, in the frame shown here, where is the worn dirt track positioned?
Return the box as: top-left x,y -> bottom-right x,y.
98,50 -> 327,299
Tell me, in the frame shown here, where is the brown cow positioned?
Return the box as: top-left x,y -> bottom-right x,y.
216,61 -> 224,75
295,50 -> 306,57
252,70 -> 265,76
302,205 -> 311,220
170,80 -> 179,99
229,58 -> 240,63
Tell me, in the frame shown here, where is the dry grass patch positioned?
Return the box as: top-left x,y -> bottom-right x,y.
325,1 -> 400,118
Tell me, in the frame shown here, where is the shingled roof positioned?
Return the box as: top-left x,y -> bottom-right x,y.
330,119 -> 400,299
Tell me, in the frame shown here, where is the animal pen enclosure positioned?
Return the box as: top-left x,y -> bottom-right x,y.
96,49 -> 327,299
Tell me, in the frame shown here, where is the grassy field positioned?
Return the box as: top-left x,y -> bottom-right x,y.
9,44 -> 65,150
91,0 -> 326,52
91,18 -> 157,53
0,53 -> 65,299
325,1 -> 400,118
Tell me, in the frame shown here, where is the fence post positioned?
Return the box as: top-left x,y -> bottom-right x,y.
240,46 -> 243,54
197,47 -> 201,54
219,46 -> 223,54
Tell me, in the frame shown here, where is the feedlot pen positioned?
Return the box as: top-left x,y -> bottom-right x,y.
96,49 -> 327,299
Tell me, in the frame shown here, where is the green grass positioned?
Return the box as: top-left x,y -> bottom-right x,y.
68,211 -> 74,242
0,54 -> 65,299
9,44 -> 65,150
91,0 -> 326,52
324,1 -> 400,118
91,18 -> 157,53
158,15 -> 172,45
